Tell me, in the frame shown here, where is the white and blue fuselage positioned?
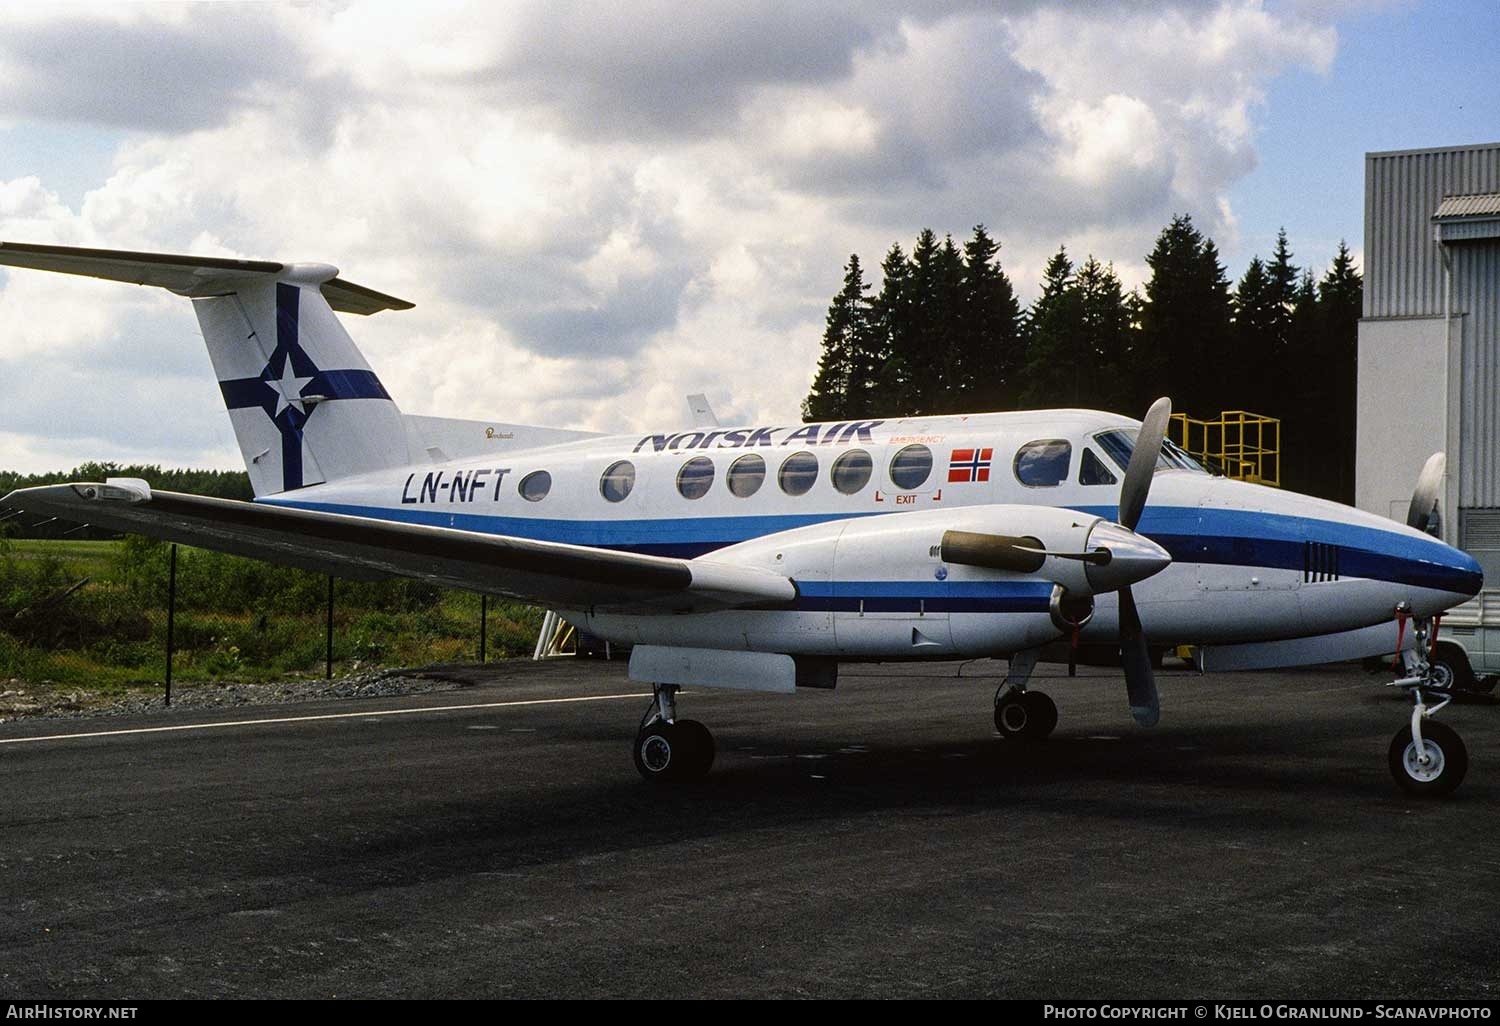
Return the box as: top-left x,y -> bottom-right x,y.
259,408 -> 1482,661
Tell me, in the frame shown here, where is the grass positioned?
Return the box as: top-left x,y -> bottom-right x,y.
0,536 -> 545,696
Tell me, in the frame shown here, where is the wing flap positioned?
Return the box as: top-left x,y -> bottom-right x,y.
2,484 -> 794,612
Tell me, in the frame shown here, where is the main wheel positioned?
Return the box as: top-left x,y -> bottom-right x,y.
994,690 -> 1057,741
1388,720 -> 1468,797
633,719 -> 714,782
1428,642 -> 1476,692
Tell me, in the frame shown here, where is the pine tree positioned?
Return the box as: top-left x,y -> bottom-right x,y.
1076,256 -> 1135,413
929,234 -> 967,412
1018,246 -> 1083,408
1140,214 -> 1232,416
898,228 -> 943,415
1318,242 -> 1363,503
803,254 -> 873,421
1231,256 -> 1277,412
870,243 -> 912,415
954,224 -> 1021,413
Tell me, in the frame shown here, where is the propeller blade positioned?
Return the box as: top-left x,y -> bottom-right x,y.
1118,586 -> 1159,727
1406,452 -> 1445,533
1118,396 -> 1172,532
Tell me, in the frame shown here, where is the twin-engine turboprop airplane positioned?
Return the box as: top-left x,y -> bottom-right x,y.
0,242 -> 1483,794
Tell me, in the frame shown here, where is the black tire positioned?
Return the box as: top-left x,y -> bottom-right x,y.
674,718 -> 715,776
1023,690 -> 1058,740
994,691 -> 1055,741
1429,642 -> 1476,692
633,720 -> 713,782
1388,720 -> 1468,797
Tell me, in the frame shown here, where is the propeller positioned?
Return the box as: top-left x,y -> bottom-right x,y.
1116,396 -> 1172,727
1406,453 -> 1445,535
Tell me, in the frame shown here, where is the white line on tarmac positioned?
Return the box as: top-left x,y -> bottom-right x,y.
0,692 -> 654,747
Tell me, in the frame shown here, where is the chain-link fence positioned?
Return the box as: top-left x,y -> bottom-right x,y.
0,534 -> 544,701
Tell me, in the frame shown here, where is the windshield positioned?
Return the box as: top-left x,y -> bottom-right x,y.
1093,429 -> 1210,475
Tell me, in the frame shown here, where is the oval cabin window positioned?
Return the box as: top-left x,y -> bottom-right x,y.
727,454 -> 766,497
889,444 -> 933,490
600,460 -> 635,503
778,452 -> 818,496
676,457 -> 715,500
831,449 -> 873,495
518,470 -> 552,502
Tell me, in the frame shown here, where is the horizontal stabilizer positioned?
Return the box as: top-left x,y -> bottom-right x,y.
0,241 -> 413,315
2,484 -> 797,613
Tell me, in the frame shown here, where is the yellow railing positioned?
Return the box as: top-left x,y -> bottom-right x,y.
1170,410 -> 1280,487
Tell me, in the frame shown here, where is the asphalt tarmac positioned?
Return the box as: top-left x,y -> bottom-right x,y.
1,658 -> 1496,1000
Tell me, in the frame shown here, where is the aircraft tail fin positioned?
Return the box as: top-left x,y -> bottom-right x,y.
0,242 -> 416,496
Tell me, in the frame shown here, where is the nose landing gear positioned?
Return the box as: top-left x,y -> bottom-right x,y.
1388,613 -> 1469,797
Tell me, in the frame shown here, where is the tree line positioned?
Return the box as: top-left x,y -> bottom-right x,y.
803,215 -> 1362,501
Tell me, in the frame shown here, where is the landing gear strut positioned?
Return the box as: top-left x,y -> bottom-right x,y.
993,648 -> 1057,741
1388,612 -> 1468,797
633,684 -> 715,783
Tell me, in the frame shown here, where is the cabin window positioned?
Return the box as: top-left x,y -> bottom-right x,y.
518,470 -> 551,502
676,457 -> 715,500
1014,439 -> 1071,487
831,449 -> 873,495
1078,448 -> 1117,486
600,460 -> 635,503
778,452 -> 818,496
727,454 -> 766,497
889,444 -> 933,490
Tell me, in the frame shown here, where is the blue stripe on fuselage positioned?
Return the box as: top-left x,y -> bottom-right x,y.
794,580 -> 1053,613
261,499 -> 1481,596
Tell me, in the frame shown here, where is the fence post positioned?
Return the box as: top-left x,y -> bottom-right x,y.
326,575 -> 334,679
165,543 -> 176,707
479,594 -> 488,663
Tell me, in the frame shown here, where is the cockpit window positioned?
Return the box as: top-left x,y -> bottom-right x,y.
1079,448 -> 1118,486
1014,439 -> 1072,487
1093,429 -> 1208,474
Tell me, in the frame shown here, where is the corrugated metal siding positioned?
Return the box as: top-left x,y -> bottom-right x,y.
1458,240 -> 1500,505
1365,143 -> 1500,318
1439,220 -> 1500,242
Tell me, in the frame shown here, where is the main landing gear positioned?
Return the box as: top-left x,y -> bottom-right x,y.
1388,613 -> 1469,797
633,684 -> 715,783
993,648 -> 1058,742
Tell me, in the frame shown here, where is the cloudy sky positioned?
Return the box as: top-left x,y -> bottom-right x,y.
0,0 -> 1495,473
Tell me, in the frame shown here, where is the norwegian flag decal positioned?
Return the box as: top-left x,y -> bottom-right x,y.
948,447 -> 993,483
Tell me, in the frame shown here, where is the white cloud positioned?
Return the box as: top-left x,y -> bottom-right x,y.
0,1 -> 1345,473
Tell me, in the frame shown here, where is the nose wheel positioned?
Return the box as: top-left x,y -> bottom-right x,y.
633,685 -> 715,783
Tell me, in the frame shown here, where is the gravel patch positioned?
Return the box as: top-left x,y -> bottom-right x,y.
0,667 -> 473,722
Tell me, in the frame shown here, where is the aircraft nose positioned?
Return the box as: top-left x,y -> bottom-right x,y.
1440,542 -> 1484,598
1085,521 -> 1172,594
1392,533 -> 1483,615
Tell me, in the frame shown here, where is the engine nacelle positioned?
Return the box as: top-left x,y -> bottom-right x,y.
1048,584 -> 1095,633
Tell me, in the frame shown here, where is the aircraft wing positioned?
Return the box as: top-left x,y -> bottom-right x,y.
1,484 -> 796,613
